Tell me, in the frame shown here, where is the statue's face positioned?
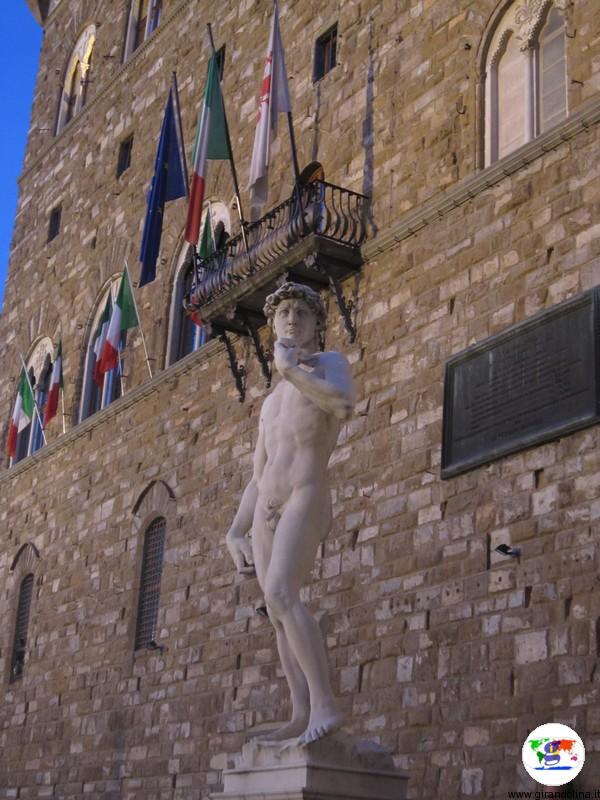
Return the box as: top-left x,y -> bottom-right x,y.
272,298 -> 318,349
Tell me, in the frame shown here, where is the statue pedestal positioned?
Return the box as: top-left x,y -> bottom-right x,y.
212,733 -> 408,800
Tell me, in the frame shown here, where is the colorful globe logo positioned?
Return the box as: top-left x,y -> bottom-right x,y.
522,723 -> 585,786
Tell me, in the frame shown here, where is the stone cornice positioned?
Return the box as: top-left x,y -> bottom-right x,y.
362,94 -> 600,261
18,0 -> 195,185
0,334 -> 228,486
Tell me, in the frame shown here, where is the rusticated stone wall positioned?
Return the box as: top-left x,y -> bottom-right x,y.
1,0 -> 600,798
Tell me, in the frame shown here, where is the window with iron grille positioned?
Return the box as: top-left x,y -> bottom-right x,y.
134,517 -> 166,650
10,573 -> 34,682
314,24 -> 337,82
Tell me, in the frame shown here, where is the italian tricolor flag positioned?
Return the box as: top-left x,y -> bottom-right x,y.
44,341 -> 63,426
184,52 -> 230,246
97,270 -> 139,377
92,293 -> 112,387
7,370 -> 34,459
188,213 -> 215,328
199,209 -> 215,258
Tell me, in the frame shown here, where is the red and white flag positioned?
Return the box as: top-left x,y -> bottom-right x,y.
44,340 -> 63,427
248,1 -> 291,219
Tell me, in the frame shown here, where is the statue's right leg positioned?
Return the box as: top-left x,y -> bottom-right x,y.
252,504 -> 310,741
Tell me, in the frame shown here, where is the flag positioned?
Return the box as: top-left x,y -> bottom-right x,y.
184,53 -> 230,246
97,270 -> 139,376
198,209 -> 215,258
139,81 -> 188,286
188,213 -> 215,328
7,370 -> 34,459
44,341 -> 63,426
92,293 -> 112,387
248,1 -> 291,219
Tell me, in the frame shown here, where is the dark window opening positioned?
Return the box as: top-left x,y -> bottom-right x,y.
149,0 -> 162,34
10,573 -> 34,682
134,0 -> 150,51
215,45 -> 226,81
80,50 -> 93,109
48,205 -> 62,243
135,517 -> 166,650
314,24 -> 337,82
30,357 -> 52,454
65,62 -> 80,124
117,135 -> 134,178
213,220 -> 229,252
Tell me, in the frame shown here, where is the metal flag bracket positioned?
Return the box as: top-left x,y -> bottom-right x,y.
215,326 -> 246,403
305,253 -> 357,343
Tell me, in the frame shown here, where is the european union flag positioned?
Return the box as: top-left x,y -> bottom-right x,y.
139,83 -> 188,287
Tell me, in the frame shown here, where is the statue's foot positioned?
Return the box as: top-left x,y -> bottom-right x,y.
297,706 -> 345,746
257,716 -> 309,743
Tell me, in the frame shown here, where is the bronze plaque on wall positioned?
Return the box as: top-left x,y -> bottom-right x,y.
441,289 -> 600,478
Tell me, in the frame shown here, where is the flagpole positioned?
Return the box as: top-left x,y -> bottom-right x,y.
286,112 -> 301,184
271,1 -> 304,227
125,262 -> 153,379
207,199 -> 214,240
18,353 -> 47,446
60,388 -> 66,435
57,335 -> 66,435
117,350 -> 125,399
206,23 -> 251,259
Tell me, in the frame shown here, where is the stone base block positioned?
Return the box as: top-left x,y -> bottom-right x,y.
211,733 -> 407,800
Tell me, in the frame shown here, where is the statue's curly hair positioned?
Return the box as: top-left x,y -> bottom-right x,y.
263,282 -> 327,329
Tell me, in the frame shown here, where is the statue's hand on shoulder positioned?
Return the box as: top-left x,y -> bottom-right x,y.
274,338 -> 299,377
226,530 -> 255,575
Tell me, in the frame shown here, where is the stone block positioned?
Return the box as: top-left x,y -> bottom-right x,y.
213,735 -> 407,800
515,631 -> 548,665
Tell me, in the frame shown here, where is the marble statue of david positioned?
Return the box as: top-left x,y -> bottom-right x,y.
226,282 -> 355,745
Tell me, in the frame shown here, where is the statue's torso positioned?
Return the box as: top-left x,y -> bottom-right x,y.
258,359 -> 340,503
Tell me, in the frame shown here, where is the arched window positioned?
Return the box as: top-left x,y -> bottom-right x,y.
483,1 -> 568,165
538,7 -> 567,131
166,202 -> 230,366
9,339 -> 54,465
80,282 -> 125,421
124,0 -> 163,60
135,517 -> 166,650
56,25 -> 96,134
10,574 -> 34,682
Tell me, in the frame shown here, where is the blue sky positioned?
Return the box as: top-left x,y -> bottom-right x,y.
0,5 -> 43,311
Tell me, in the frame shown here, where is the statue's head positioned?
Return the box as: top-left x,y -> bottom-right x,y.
264,282 -> 327,329
263,282 -> 327,350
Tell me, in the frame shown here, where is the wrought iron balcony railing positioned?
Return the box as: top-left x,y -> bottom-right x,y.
185,180 -> 367,310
